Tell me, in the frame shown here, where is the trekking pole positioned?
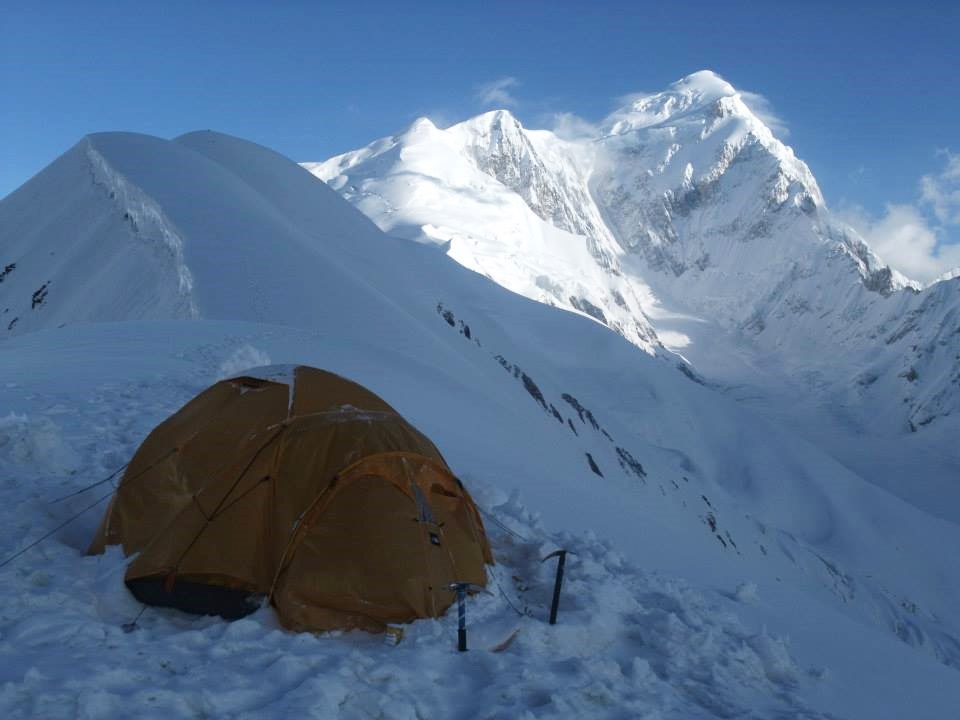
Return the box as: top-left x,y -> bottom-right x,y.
447,582 -> 490,651
542,549 -> 575,625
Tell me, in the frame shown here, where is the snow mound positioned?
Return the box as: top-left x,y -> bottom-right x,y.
217,345 -> 273,379
0,413 -> 79,476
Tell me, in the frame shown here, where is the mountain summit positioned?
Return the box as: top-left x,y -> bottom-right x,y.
308,72 -> 959,445
604,70 -> 741,133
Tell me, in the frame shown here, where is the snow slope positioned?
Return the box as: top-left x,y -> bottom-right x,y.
309,71 -> 960,520
1,129 -> 959,717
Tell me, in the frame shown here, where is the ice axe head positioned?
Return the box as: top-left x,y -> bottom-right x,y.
541,549 -> 575,625
541,549 -> 576,563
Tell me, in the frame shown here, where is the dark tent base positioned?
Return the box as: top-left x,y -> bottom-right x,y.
126,577 -> 263,620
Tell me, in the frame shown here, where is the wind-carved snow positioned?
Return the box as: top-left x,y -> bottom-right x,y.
84,139 -> 199,319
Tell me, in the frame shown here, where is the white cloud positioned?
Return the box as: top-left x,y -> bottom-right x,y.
475,77 -> 520,108
836,153 -> 960,285
739,90 -> 790,139
838,203 -> 960,285
920,151 -> 960,225
549,112 -> 599,141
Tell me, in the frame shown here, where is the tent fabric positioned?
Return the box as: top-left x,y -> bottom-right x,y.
88,366 -> 493,632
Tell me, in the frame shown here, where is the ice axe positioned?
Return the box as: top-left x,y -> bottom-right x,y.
542,549 -> 575,625
447,582 -> 491,651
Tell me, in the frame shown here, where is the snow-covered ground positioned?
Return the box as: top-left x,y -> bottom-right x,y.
1,128 -> 959,718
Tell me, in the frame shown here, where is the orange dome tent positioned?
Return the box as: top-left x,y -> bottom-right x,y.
89,365 -> 493,632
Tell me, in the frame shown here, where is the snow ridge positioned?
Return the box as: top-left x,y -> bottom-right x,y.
84,138 -> 199,318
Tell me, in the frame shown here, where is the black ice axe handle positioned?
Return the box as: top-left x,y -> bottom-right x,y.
541,549 -> 575,625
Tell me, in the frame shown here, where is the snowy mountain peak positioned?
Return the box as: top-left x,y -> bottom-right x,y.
674,69 -> 737,97
448,110 -> 532,171
459,108 -> 523,130
604,70 -> 739,134
403,116 -> 440,138
309,75 -> 960,433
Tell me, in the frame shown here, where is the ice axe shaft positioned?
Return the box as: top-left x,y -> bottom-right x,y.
448,582 -> 488,651
456,586 -> 467,651
542,549 -> 574,625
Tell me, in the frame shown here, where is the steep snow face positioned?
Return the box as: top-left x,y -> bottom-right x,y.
592,71 -> 908,339
0,130 -> 427,339
307,114 -> 663,355
594,74 -> 960,444
0,138 -> 199,335
308,70 -> 960,443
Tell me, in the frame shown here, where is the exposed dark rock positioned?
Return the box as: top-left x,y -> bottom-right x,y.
586,453 -> 603,477
863,266 -> 896,296
561,393 -> 600,431
615,447 -> 646,480
724,531 -> 738,550
568,295 -> 608,324
31,283 -> 49,309
494,354 -> 548,411
520,372 -> 548,410
676,362 -> 705,385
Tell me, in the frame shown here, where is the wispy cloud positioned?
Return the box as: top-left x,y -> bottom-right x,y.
838,203 -> 960,284
837,153 -> 960,284
475,77 -> 520,108
920,150 -> 960,225
549,112 -> 599,141
739,90 -> 790,138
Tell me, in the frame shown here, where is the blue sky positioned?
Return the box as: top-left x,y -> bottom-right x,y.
3,1 -> 958,279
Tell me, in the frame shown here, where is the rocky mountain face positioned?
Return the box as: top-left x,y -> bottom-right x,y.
308,71 -> 960,436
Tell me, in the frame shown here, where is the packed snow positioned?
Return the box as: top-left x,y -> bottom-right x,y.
0,124 -> 959,718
